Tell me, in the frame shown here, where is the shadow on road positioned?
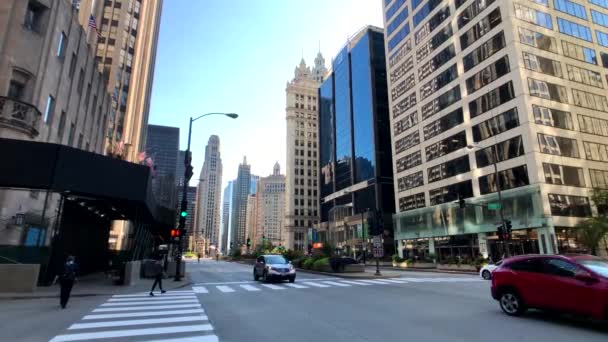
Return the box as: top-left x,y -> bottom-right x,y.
521,310 -> 608,334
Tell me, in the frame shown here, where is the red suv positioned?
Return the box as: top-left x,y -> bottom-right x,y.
491,254 -> 608,320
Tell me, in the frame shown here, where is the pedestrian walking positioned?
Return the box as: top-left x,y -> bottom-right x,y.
53,255 -> 78,309
149,258 -> 166,296
216,253 -> 219,262
197,253 -> 201,263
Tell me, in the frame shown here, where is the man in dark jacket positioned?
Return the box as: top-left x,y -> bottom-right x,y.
149,258 -> 166,296
54,255 -> 78,309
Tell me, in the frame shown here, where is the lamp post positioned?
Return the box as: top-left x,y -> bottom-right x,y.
466,143 -> 511,257
174,112 -> 238,281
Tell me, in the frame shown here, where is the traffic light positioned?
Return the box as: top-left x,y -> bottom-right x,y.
376,210 -> 384,235
246,238 -> 251,247
458,194 -> 466,209
497,224 -> 504,241
504,220 -> 512,240
178,200 -> 188,228
170,228 -> 180,243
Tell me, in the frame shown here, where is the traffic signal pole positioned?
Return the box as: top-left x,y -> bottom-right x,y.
492,144 -> 511,258
175,118 -> 194,281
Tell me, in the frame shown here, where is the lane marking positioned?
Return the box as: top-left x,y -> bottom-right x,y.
301,282 -> 329,288
112,292 -> 194,298
339,280 -> 371,286
193,286 -> 208,294
108,296 -> 196,302
49,324 -> 213,341
83,308 -> 205,320
381,278 -> 409,283
239,284 -> 260,291
358,279 -> 391,285
93,304 -> 201,312
101,299 -> 198,307
193,277 -> 339,285
284,283 -> 308,289
69,315 -> 207,330
143,336 -> 219,342
261,284 -> 286,290
216,285 -> 235,293
321,281 -> 350,287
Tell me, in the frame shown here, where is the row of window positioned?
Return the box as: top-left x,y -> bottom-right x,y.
421,85 -> 462,121
397,171 -> 424,192
428,155 -> 470,183
387,5 -> 409,36
476,135 -> 525,168
389,38 -> 412,68
463,31 -> 506,72
416,25 -> 452,63
469,81 -> 516,119
391,74 -> 416,102
472,108 -> 519,142
413,0 -> 445,27
460,8 -> 503,50
466,55 -> 510,94
423,108 -> 464,141
390,56 -> 414,85
418,44 -> 456,82
392,92 -> 417,119
425,131 -> 467,162
420,64 -> 458,99
415,7 -> 451,45
458,0 -> 497,29
396,150 -> 423,173
395,130 -> 421,154
388,22 -> 412,52
528,78 -> 608,111
394,110 -> 419,136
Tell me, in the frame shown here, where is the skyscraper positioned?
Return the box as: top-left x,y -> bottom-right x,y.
318,26 -> 395,254
285,53 -> 327,250
78,0 -> 163,161
230,157 -> 251,251
195,136 -> 223,255
145,125 -> 179,210
256,163 -> 286,246
221,181 -> 234,254
382,0 -> 608,260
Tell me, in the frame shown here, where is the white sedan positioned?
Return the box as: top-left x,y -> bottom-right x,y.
479,260 -> 502,280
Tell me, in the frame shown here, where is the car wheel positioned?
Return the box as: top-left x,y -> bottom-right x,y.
482,270 -> 491,280
289,276 -> 295,283
253,270 -> 259,281
499,290 -> 526,316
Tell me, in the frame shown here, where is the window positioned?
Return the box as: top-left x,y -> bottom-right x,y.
394,111 -> 419,135
413,0 -> 445,27
554,0 -> 588,19
388,22 -> 411,51
597,30 -> 608,47
578,114 -> 608,136
584,141 -> 608,161
566,64 -> 603,88
429,180 -> 473,205
393,92 -> 417,119
57,111 -> 66,140
395,130 -> 420,154
415,7 -> 450,44
386,0 -> 406,21
519,27 -> 558,53
590,0 -> 608,9
543,163 -> 585,186
68,53 -> 77,78
514,4 -> 553,29
396,150 -> 422,172
557,18 -> 593,41
562,40 -> 598,64
416,25 -> 452,62
390,56 -> 414,84
479,165 -> 530,194
420,64 -> 458,98
533,105 -> 573,129
548,194 -> 591,217
421,85 -> 461,121
463,32 -> 506,71
418,44 -> 456,82
67,123 -> 75,146
77,69 -> 84,94
389,39 -> 413,68
57,32 -> 67,58
387,6 -> 410,36
392,74 -> 416,101
43,95 -> 54,123
472,108 -> 519,142
397,171 -> 424,191
460,8 -> 502,50
592,9 -> 608,28
424,108 -> 463,140
466,55 -> 510,94
528,78 -> 569,103
522,52 -> 562,77
469,81 -> 515,118
428,155 -> 470,183
458,0 -> 497,29
475,136 -> 525,167
425,131 -> 467,161
590,169 -> 608,189
24,1 -> 45,32
508,258 -> 543,273
543,259 -> 578,277
8,80 -> 25,100
572,89 -> 608,111
538,133 -> 580,157
399,193 -> 425,211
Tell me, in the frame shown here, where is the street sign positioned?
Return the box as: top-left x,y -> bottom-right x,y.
488,203 -> 501,210
372,235 -> 382,247
373,247 -> 384,258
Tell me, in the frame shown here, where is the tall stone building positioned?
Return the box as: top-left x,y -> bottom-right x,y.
230,156 -> 251,252
245,193 -> 258,251
145,124 -> 179,210
256,163 -> 286,247
195,135 -> 223,255
0,0 -> 112,248
284,53 -> 327,250
220,180 -> 234,254
381,0 -> 608,259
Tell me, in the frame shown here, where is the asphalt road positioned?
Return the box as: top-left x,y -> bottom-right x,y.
190,260 -> 608,342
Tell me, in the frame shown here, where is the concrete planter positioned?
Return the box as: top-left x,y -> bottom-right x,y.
343,264 -> 364,273
0,264 -> 40,292
437,264 -> 477,272
392,262 -> 436,269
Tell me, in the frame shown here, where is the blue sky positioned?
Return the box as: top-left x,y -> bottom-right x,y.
149,0 -> 383,188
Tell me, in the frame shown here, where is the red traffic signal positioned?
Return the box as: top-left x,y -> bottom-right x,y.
170,229 -> 180,237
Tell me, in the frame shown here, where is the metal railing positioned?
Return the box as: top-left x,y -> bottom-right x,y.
0,96 -> 42,138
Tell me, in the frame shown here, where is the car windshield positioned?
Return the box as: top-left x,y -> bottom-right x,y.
265,256 -> 287,264
578,259 -> 608,278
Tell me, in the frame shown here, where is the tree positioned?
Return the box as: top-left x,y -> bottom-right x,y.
591,188 -> 608,217
576,217 -> 608,255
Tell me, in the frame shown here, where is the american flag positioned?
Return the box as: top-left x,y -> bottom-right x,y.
88,15 -> 100,37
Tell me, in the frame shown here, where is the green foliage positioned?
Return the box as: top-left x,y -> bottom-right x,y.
576,217 -> 608,255
320,241 -> 335,258
392,254 -> 406,263
271,246 -> 286,255
312,257 -> 330,271
591,188 -> 608,217
302,258 -> 315,270
231,249 -> 242,258
253,240 -> 274,257
283,249 -> 304,261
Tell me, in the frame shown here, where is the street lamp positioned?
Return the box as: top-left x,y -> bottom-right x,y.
466,142 -> 511,257
174,112 -> 238,281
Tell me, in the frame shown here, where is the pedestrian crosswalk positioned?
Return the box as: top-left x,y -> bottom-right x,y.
49,291 -> 217,342
190,276 -> 482,295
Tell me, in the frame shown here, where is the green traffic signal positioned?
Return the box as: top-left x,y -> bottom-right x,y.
180,211 -> 187,217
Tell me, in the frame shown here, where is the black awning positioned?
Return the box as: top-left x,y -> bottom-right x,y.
0,137 -> 174,228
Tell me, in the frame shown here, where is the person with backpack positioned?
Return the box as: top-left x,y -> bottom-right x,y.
53,255 -> 79,309
149,258 -> 166,296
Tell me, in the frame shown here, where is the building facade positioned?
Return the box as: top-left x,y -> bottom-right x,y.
285,54 -> 327,250
183,185 -> 196,251
245,193 -> 258,251
230,157 -> 251,252
0,0 -> 112,247
256,163 -> 286,247
318,26 -> 396,256
220,180 -> 234,254
195,135 -> 223,255
382,0 -> 608,260
145,124 -> 179,210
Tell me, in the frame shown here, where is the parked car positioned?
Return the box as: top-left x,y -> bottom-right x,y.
480,260 -> 502,280
254,254 -> 296,283
491,254 -> 608,320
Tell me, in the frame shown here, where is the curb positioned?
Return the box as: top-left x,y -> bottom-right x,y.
374,266 -> 478,276
295,268 -> 394,279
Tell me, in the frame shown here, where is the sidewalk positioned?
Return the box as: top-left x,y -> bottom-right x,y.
0,272 -> 192,300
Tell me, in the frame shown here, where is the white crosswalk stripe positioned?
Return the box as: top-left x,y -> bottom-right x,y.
382,278 -> 409,283
216,285 -> 235,293
261,283 -> 286,290
321,281 -> 351,287
357,279 -> 390,285
301,281 -> 330,288
49,288 -> 218,342
284,283 -> 308,289
193,286 -> 209,293
240,284 -> 261,291
339,280 -> 370,286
